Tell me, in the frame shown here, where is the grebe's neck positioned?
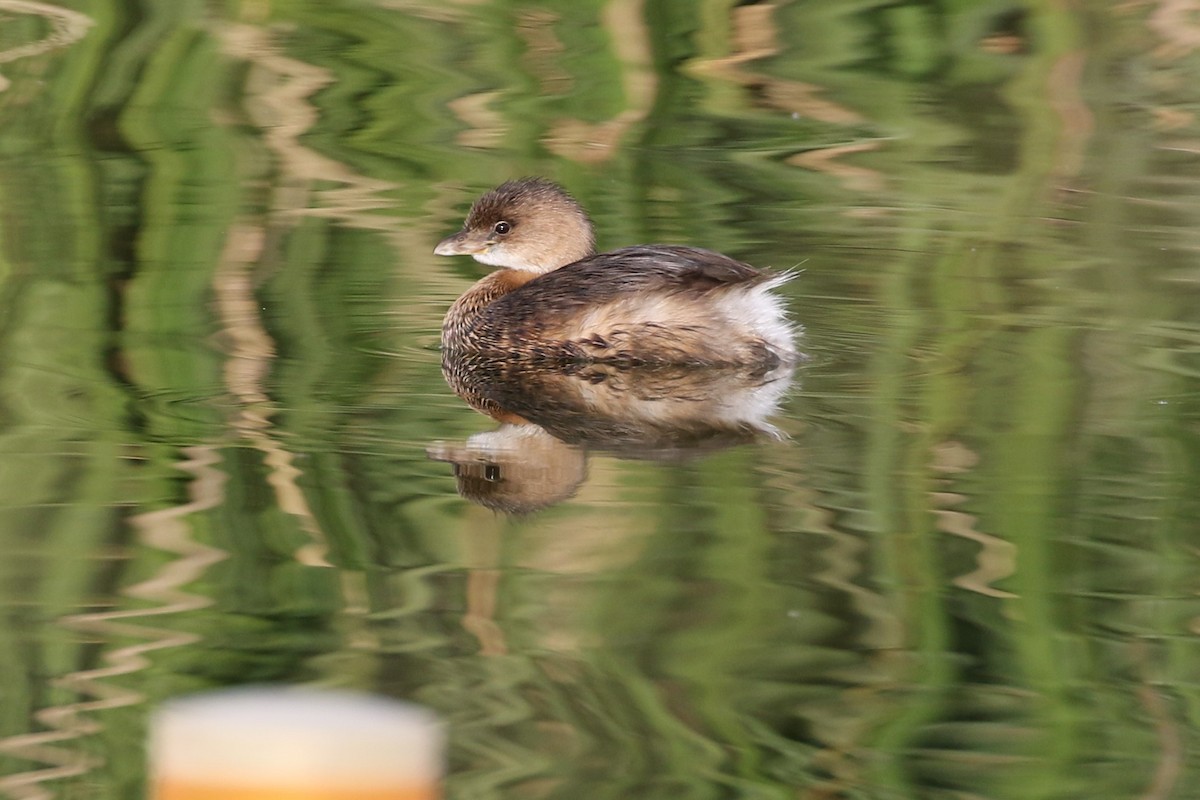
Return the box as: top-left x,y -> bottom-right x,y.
442,270 -> 537,350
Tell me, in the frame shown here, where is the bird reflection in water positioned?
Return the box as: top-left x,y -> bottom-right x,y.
427,355 -> 795,514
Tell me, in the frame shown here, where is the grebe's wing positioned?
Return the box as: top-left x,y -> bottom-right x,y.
508,245 -> 774,314
565,245 -> 766,289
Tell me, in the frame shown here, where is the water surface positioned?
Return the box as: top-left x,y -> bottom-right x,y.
0,1 -> 1198,798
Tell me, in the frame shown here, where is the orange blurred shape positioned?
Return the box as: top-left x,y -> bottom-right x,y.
154,782 -> 435,799
150,688 -> 443,800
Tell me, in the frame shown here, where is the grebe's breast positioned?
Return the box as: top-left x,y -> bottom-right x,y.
445,246 -> 797,367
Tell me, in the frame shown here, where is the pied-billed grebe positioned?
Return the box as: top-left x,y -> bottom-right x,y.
435,178 -> 798,367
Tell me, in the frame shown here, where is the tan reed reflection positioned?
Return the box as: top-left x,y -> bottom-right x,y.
0,1 -> 93,93
1148,0 -> 1200,59
444,1 -> 660,160
448,91 -> 509,150
376,0 -> 480,24
210,25 -> 409,657
930,440 -> 1018,599
0,447 -> 226,800
685,1 -> 886,193
688,2 -> 862,124
217,227 -> 380,668
797,488 -> 904,652
219,24 -> 399,231
214,224 -> 333,570
1131,638 -> 1185,800
460,513 -> 509,657
419,0 -> 662,161
219,15 -> 454,355
213,24 -> 401,563
789,141 -> 887,195
1045,50 -> 1093,185
542,0 -> 657,164
518,9 -> 572,96
1145,0 -> 1200,168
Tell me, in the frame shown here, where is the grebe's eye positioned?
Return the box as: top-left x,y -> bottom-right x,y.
484,464 -> 501,482
493,221 -> 512,235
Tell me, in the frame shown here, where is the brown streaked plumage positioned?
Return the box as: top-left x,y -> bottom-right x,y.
435,178 -> 798,369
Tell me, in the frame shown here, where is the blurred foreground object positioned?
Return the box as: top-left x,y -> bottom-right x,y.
150,687 -> 443,799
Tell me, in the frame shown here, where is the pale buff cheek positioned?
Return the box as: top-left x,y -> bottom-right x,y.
471,228 -> 591,272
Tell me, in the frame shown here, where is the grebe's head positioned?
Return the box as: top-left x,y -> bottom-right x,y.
434,178 -> 596,273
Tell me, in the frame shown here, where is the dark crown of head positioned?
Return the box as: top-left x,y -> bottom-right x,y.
466,178 -> 581,227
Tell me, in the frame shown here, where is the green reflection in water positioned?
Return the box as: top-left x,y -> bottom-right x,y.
0,0 -> 1197,798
